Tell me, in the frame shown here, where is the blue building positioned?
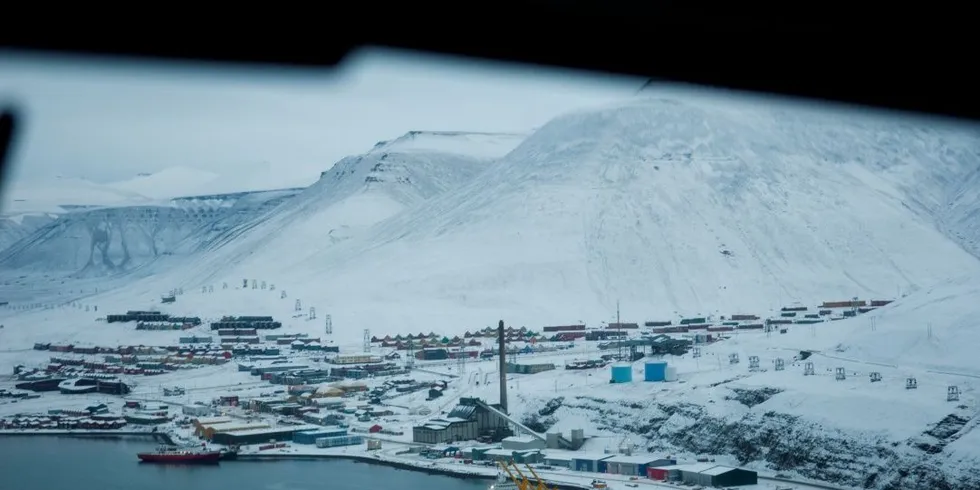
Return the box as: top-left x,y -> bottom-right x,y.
293,427 -> 347,444
572,453 -> 615,472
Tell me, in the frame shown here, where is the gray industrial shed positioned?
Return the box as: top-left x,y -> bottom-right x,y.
413,398 -> 511,444
679,464 -> 758,487
412,417 -> 478,444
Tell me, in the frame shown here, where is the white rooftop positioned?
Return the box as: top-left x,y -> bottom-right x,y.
503,435 -> 538,443
699,465 -> 739,476
604,454 -> 674,464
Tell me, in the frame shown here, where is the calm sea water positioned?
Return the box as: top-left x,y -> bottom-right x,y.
0,436 -> 489,490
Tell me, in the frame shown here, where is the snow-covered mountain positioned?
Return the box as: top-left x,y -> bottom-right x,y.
0,187 -> 303,278
0,176 -> 156,254
0,130 -> 526,287
181,96 -> 980,333
166,130 -> 528,286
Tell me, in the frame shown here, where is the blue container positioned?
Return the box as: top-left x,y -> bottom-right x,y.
644,361 -> 667,382
611,364 -> 633,383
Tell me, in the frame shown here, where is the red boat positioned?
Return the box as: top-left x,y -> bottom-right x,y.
137,445 -> 222,464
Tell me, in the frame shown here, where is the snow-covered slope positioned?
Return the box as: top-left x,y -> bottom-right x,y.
197,96 -> 980,334
0,213 -> 57,252
771,274 -> 980,375
0,187 -> 303,277
167,130 -> 528,285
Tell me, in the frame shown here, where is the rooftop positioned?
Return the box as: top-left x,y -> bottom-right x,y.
604,454 -> 674,465
503,436 -> 538,443
223,424 -> 322,438
699,465 -> 740,476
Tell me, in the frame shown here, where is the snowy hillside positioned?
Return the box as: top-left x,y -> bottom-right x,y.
0,213 -> 57,252
0,176 -> 154,252
164,130 -> 528,286
178,96 -> 980,334
0,187 -> 303,278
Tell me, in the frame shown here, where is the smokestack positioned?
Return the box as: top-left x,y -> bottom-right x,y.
498,319 -> 508,414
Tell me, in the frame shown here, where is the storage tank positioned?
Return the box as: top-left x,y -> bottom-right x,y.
644,361 -> 667,382
611,364 -> 633,383
664,366 -> 678,382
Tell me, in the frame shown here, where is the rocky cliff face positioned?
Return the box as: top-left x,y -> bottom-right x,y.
520,391 -> 980,490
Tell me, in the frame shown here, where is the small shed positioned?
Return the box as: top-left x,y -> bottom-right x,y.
369,424 -> 383,433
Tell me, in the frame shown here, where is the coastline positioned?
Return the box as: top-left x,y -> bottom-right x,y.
0,429 -> 176,444
0,431 -> 589,490
235,453 -> 590,490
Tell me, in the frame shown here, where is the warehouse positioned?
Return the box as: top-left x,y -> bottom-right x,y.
501,435 -> 546,451
480,448 -> 542,464
603,455 -> 676,477
673,463 -> 757,487
211,425 -> 321,445
412,398 -> 511,444
412,417 -> 478,444
293,427 -> 348,444
542,453 -> 574,468
198,422 -> 269,440
571,453 -> 615,472
694,465 -> 757,486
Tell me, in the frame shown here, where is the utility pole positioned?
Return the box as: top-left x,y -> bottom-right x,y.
616,300 -> 624,360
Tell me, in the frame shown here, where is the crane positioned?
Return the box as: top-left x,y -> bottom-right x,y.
524,463 -> 558,490
496,460 -> 531,490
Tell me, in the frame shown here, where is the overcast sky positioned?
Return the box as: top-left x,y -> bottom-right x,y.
0,48 -> 645,188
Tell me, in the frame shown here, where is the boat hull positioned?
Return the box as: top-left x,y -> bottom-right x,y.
137,451 -> 222,464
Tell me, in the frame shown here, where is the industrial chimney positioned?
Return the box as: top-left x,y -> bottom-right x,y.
498,319 -> 508,414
